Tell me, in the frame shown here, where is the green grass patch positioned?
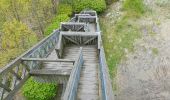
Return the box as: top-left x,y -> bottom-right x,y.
100,16 -> 141,79
152,48 -> 159,55
100,0 -> 145,89
123,0 -> 145,17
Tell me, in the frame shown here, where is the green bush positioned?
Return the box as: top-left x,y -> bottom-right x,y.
58,4 -> 72,16
73,0 -> 106,13
44,14 -> 69,36
123,0 -> 145,16
22,78 -> 57,100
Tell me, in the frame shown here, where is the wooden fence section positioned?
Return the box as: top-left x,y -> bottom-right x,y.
0,30 -> 59,100
62,48 -> 84,100
0,10 -> 114,100
99,47 -> 114,100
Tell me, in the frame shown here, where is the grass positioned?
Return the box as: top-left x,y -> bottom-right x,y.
100,0 -> 144,89
100,16 -> 141,79
152,48 -> 159,55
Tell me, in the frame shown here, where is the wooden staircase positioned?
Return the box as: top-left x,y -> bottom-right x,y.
0,10 -> 114,100
63,46 -> 100,100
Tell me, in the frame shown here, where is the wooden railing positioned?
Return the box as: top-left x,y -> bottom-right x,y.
62,47 -> 84,100
99,47 -> 114,100
0,30 -> 59,100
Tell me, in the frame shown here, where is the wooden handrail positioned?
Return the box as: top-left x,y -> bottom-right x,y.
99,47 -> 114,100
60,31 -> 99,36
21,58 -> 75,63
62,47 -> 84,100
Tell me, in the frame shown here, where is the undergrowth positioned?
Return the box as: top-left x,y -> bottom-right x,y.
100,0 -> 144,89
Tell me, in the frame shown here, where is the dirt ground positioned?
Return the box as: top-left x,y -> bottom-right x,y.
115,0 -> 170,100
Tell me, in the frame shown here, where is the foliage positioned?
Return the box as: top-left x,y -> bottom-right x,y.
44,14 -> 69,36
44,3 -> 72,36
101,16 -> 141,79
22,78 -> 57,100
58,4 -> 72,16
123,0 -> 145,16
0,19 -> 37,67
1,19 -> 37,49
0,48 -> 25,67
72,0 -> 106,13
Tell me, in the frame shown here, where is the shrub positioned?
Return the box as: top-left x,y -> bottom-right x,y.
123,0 -> 145,16
22,78 -> 57,100
73,0 -> 106,13
58,4 -> 72,16
1,19 -> 37,49
44,14 -> 69,36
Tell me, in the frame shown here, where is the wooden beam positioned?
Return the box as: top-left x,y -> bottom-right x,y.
11,70 -> 22,80
76,26 -> 84,31
4,75 -> 30,100
64,36 -> 79,45
30,69 -> 71,76
61,32 -> 99,36
21,58 -> 75,63
0,83 -> 11,92
61,22 -> 85,25
84,37 -> 97,45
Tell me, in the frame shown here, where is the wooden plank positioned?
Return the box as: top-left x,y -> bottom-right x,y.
84,37 -> 97,45
0,83 -> 11,92
61,32 -> 99,36
30,69 -> 71,76
4,75 -> 30,100
64,36 -> 79,45
21,58 -> 75,63
61,22 -> 86,25
11,70 -> 22,81
62,47 -> 83,100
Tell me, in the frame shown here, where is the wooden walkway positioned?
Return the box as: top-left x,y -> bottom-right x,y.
0,10 -> 114,100
63,46 -> 100,100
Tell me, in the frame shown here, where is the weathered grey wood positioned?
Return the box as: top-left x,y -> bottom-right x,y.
81,11 -> 97,16
4,74 -> 30,100
61,31 -> 99,36
30,69 -> 71,76
78,16 -> 97,23
64,36 -> 79,45
60,22 -> 86,32
0,83 -> 11,92
21,58 -> 75,63
56,34 -> 63,58
84,37 -> 97,45
11,70 -> 22,80
0,10 -> 114,100
75,14 -> 90,21
62,47 -> 84,100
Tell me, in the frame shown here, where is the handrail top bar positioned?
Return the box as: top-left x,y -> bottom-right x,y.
21,58 -> 75,63
78,16 -> 97,18
75,14 -> 91,16
30,69 -> 71,76
60,31 -> 99,36
60,22 -> 86,25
